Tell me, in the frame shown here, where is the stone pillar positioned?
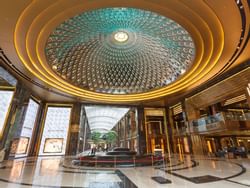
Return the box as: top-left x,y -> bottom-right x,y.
184,99 -> 204,155
124,114 -> 127,148
181,101 -> 193,154
137,106 -> 146,155
2,83 -> 31,158
166,107 -> 175,153
66,103 -> 81,156
214,137 -> 222,151
185,99 -> 200,121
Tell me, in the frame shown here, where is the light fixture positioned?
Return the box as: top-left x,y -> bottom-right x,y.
180,69 -> 186,74
114,31 -> 129,42
52,65 -> 57,70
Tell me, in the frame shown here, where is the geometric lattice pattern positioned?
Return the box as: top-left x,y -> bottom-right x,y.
45,8 -> 195,94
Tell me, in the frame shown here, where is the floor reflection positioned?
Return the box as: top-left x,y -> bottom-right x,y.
10,161 -> 24,180
0,157 -> 137,188
0,156 -> 249,188
39,158 -> 61,175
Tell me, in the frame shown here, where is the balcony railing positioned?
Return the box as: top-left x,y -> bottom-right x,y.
189,113 -> 225,133
224,112 -> 250,121
188,112 -> 250,133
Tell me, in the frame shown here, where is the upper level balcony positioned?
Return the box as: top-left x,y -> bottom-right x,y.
178,112 -> 250,135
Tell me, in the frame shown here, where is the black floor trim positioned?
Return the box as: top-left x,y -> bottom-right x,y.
151,176 -> 172,184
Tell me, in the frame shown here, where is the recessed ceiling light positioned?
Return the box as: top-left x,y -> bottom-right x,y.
114,31 -> 129,42
181,69 -> 186,74
52,65 -> 57,70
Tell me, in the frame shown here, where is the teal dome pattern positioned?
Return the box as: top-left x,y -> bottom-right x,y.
45,8 -> 195,94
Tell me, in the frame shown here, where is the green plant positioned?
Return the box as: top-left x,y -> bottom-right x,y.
90,131 -> 101,145
104,131 -> 117,144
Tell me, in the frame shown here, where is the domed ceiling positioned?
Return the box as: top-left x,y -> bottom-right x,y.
45,8 -> 195,94
10,0 -> 234,102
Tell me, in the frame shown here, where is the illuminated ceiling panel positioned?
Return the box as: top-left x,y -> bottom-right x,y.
45,8 -> 195,94
85,106 -> 129,132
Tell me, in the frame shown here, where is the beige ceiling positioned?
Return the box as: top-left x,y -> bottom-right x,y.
0,0 -> 249,104
186,67 -> 250,109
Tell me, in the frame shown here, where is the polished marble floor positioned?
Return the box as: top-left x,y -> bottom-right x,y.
0,155 -> 249,188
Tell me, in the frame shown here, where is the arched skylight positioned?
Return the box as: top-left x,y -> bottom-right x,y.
85,106 -> 130,132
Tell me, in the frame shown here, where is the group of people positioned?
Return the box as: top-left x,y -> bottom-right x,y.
90,145 -> 110,155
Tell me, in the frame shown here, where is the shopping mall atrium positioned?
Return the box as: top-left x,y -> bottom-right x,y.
0,0 -> 250,187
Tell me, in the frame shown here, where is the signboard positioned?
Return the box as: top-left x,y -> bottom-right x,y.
43,138 -> 64,153
10,137 -> 29,155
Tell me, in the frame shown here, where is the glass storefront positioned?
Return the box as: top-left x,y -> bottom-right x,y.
38,106 -> 72,156
0,90 -> 14,139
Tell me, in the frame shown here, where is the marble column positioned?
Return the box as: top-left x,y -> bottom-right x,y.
66,103 -> 81,155
184,99 -> 204,155
185,99 -> 200,121
2,83 -> 31,158
181,101 -> 193,154
137,106 -> 146,155
166,107 -> 175,153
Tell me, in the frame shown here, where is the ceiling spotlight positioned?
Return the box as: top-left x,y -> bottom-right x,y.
114,31 -> 129,42
180,69 -> 186,74
52,65 -> 57,70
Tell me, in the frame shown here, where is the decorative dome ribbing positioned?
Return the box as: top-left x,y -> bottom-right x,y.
45,8 -> 195,94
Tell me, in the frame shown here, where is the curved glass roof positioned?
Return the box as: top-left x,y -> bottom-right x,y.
45,8 -> 195,94
85,106 -> 129,132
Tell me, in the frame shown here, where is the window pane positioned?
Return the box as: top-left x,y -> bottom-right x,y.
39,106 -> 71,155
0,90 -> 14,137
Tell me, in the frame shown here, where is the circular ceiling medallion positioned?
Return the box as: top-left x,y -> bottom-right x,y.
45,8 -> 195,94
114,31 -> 129,43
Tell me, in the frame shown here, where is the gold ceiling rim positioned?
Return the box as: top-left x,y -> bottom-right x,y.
14,0 -> 224,102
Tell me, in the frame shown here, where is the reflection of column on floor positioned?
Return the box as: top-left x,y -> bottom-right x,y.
32,158 -> 62,186
177,138 -> 184,161
9,160 -> 25,180
190,135 -> 205,155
